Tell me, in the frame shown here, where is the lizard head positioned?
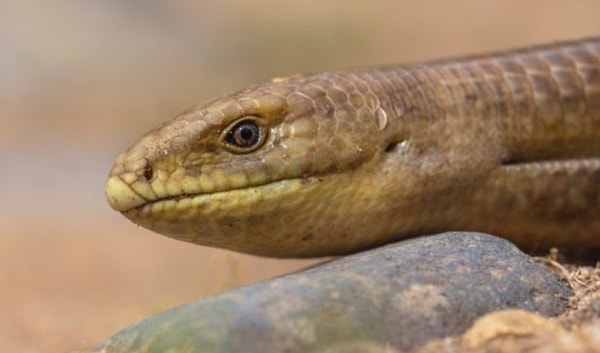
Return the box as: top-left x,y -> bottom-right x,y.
105,72 -> 406,257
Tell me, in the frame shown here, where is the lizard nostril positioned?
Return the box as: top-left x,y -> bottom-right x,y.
143,162 -> 154,181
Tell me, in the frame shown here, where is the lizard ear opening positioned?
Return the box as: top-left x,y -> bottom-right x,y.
385,142 -> 399,153
384,138 -> 407,154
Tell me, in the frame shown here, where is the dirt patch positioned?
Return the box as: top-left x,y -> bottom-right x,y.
412,259 -> 600,353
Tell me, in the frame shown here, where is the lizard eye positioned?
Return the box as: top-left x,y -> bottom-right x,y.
223,118 -> 266,153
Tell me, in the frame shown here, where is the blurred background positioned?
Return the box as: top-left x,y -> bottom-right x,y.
1,1 -> 599,352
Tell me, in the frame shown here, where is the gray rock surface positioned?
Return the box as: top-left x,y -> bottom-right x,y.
94,232 -> 571,353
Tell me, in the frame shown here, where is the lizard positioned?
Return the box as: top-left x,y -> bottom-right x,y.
105,37 -> 600,258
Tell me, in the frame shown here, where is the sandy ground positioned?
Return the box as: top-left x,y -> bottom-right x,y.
0,218 -> 318,353
2,2 -> 600,352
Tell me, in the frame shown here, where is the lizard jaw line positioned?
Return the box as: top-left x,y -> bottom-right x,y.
120,176 -> 310,217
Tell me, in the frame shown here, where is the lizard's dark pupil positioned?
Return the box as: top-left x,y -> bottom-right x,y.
240,126 -> 254,140
227,121 -> 261,148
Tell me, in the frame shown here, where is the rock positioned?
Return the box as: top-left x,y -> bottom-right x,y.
93,232 -> 571,353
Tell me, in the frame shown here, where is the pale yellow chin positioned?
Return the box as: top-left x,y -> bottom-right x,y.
107,159 -> 401,257
110,167 -> 395,257
118,178 -> 311,253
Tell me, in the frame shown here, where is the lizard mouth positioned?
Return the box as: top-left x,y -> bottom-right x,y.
104,176 -> 206,214
125,192 -> 202,213
107,174 -> 309,215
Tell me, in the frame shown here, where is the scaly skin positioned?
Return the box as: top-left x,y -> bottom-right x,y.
105,37 -> 600,258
